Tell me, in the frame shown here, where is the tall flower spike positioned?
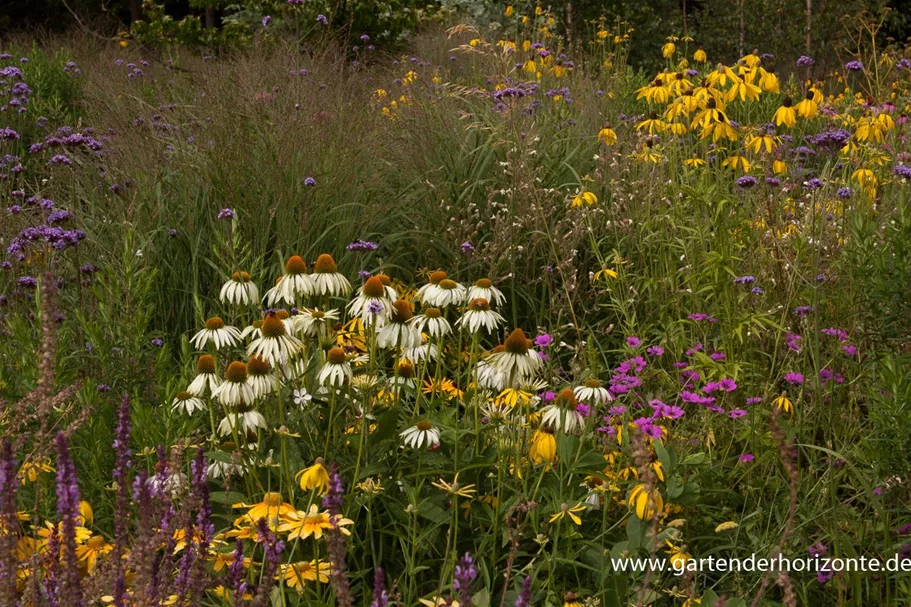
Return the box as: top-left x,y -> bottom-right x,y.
55,432 -> 82,606
453,552 -> 477,606
371,567 -> 389,607
0,441 -> 18,606
112,396 -> 132,607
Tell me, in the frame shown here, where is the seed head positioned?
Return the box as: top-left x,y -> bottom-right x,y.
247,355 -> 271,376
205,317 -> 225,331
196,354 -> 216,374
225,361 -> 248,383
439,279 -> 458,290
474,278 -> 492,288
260,312 -> 287,338
503,328 -> 529,354
285,255 -> 308,275
391,299 -> 413,323
363,276 -> 386,297
468,298 -> 489,311
231,271 -> 251,282
416,420 -> 432,431
327,347 -> 347,365
398,359 -> 415,378
428,271 -> 447,284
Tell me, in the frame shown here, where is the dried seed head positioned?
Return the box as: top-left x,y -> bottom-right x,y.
313,253 -> 337,274
425,307 -> 442,319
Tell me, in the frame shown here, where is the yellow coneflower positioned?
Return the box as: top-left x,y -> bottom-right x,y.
628,483 -> 664,520
722,155 -> 751,173
772,159 -> 788,175
431,473 -> 477,498
759,67 -> 780,93
715,521 -> 739,532
773,393 -> 793,414
772,97 -> 796,127
745,131 -> 778,154
795,90 -> 818,119
232,492 -> 295,528
636,111 -> 666,134
278,505 -> 332,540
693,48 -> 707,63
281,560 -> 331,591
191,316 -> 242,350
661,42 -> 676,59
18,459 -> 55,484
504,5 -> 514,17
549,502 -> 586,525
529,427 -> 557,464
726,74 -> 761,102
571,191 -> 598,207
296,459 -> 329,494
597,125 -> 617,146
219,270 -> 259,306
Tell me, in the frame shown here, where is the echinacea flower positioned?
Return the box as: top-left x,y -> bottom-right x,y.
318,347 -> 352,387
264,255 -> 313,306
540,388 -> 585,433
425,277 -> 467,308
293,307 -> 340,338
310,253 -> 351,297
187,354 -> 221,396
487,329 -> 542,384
348,276 -> 393,326
212,361 -> 255,407
466,278 -> 505,307
191,317 -> 242,350
377,300 -> 422,349
171,391 -> 206,415
410,307 -> 451,338
246,355 -> 276,398
220,271 -> 259,306
573,378 -> 613,405
455,298 -> 505,333
400,420 -> 440,449
218,408 -> 267,437
247,312 -> 304,365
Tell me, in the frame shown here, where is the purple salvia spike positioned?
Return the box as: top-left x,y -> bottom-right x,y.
54,432 -> 82,606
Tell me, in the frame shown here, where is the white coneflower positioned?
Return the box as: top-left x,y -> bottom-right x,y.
191,316 -> 242,350
388,359 -> 417,393
220,271 -> 260,306
187,354 -> 220,396
474,347 -> 507,391
240,320 -> 262,341
540,388 -> 585,434
246,355 -> 277,398
281,356 -> 307,382
217,409 -> 268,437
487,329 -> 542,384
292,307 -> 340,338
374,273 -> 398,300
347,276 -> 393,327
467,278 -> 506,307
410,307 -> 451,338
423,277 -> 467,308
400,420 -> 440,449
310,253 -> 351,297
377,300 -> 421,349
247,312 -> 304,365
264,255 -> 313,306
318,347 -> 352,387
415,270 -> 448,304
403,339 -> 439,363
573,378 -> 613,405
212,361 -> 256,407
481,399 -> 512,423
171,391 -> 206,414
455,298 -> 505,333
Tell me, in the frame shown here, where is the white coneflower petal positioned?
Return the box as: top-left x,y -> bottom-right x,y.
212,362 -> 256,407
187,354 -> 220,396
455,298 -> 504,333
474,357 -> 507,391
171,392 -> 206,414
247,312 -> 304,366
246,356 -> 278,398
410,307 -> 451,338
377,300 -> 421,349
311,254 -> 352,297
318,347 -> 353,387
487,329 -> 542,384
347,276 -> 393,327
467,278 -> 506,307
220,271 -> 260,306
573,380 -> 613,405
292,307 -> 340,338
191,317 -> 242,351
423,278 -> 467,308
264,256 -> 313,306
399,420 -> 440,449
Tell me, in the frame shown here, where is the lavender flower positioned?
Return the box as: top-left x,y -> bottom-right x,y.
216,208 -> 236,220
845,60 -> 864,71
796,56 -> 815,68
736,175 -> 757,188
347,239 -> 379,251
317,14 -> 329,24
304,176 -> 316,186
460,241 -> 475,254
893,164 -> 911,180
515,576 -> 532,607
453,552 -> 477,605
371,567 -> 388,607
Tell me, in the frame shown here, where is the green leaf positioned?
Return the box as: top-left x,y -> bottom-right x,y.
471,588 -> 491,607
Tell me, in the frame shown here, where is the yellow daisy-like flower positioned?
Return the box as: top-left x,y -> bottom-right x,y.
571,191 -> 598,207
232,492 -> 295,528
431,473 -> 477,499
628,484 -> 664,520
529,427 -> 557,465
76,534 -> 113,574
278,504 -> 332,541
597,126 -> 617,146
772,393 -> 793,414
693,48 -> 707,63
296,460 -> 330,495
549,502 -> 586,525
281,560 -> 331,590
495,387 -> 534,407
18,459 -> 55,484
593,267 -> 618,281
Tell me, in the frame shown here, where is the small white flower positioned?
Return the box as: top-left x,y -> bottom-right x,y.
466,278 -> 505,307
220,271 -> 260,306
171,391 -> 206,415
293,388 -> 313,407
456,298 -> 505,334
410,308 -> 451,338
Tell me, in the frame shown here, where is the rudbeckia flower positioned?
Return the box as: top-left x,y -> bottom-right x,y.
628,483 -> 664,520
281,560 -> 331,590
571,191 -> 598,207
548,502 -> 586,525
529,427 -> 557,464
296,459 -> 330,494
773,97 -> 797,127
